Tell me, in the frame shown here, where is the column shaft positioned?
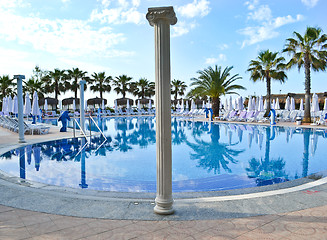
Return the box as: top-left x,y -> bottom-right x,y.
17,77 -> 25,143
154,21 -> 173,215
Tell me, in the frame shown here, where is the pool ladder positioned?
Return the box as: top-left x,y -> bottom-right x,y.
72,116 -> 107,153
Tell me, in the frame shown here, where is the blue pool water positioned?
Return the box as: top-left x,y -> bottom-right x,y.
0,117 -> 327,192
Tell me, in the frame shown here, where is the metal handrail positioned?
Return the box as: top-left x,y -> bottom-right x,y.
89,116 -> 107,141
73,118 -> 89,143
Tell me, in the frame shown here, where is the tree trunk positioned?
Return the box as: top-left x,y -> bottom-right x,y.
212,97 -> 220,116
100,91 -> 103,99
265,74 -> 271,117
303,54 -> 311,123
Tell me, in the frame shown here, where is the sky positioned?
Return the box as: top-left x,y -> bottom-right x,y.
0,0 -> 326,106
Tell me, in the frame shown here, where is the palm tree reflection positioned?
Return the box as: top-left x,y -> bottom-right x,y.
246,126 -> 288,186
186,124 -> 244,174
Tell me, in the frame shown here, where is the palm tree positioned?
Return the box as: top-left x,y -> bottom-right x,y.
113,75 -> 133,98
88,72 -> 112,99
247,50 -> 287,115
131,78 -> 155,99
188,65 -> 245,116
0,75 -> 15,99
283,27 -> 327,123
23,77 -> 44,99
171,79 -> 187,103
66,68 -> 88,100
44,69 -> 68,101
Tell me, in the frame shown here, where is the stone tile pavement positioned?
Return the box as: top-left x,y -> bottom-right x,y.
1,204 -> 327,239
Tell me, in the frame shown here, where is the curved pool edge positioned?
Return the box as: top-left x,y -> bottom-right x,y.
1,166 -> 327,220
1,122 -> 327,220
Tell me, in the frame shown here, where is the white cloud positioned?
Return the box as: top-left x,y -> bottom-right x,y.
0,47 -> 34,76
205,54 -> 226,65
248,5 -> 272,22
244,0 -> 259,10
301,0 -> 319,8
273,14 -> 304,28
0,7 -> 131,58
177,0 -> 211,18
239,3 -> 304,47
90,0 -> 144,25
172,21 -> 197,38
218,44 -> 229,50
239,25 -> 279,48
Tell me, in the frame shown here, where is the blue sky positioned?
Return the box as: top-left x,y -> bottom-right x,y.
0,0 -> 326,106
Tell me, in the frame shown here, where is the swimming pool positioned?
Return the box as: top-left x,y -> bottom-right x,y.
0,117 -> 326,192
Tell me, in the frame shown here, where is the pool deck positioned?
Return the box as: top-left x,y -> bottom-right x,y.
0,118 -> 327,239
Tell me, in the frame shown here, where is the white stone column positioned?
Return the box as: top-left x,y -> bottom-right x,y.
146,6 -> 177,215
14,75 -> 26,143
79,80 -> 86,134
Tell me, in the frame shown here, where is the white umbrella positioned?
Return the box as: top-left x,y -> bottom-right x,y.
114,99 -> 118,112
180,99 -> 184,111
191,99 -> 196,110
299,99 -> 304,111
44,99 -> 48,111
127,99 -> 130,110
234,98 -> 239,110
31,91 -> 39,116
228,96 -> 233,111
290,97 -> 295,111
58,99 -> 62,110
275,98 -> 280,110
2,97 -> 8,115
202,101 -> 205,109
102,99 -> 105,110
24,93 -> 31,115
258,96 -> 264,112
224,98 -> 228,110
271,99 -> 275,110
137,100 -> 141,110
263,99 -> 267,110
247,98 -> 252,111
239,96 -> 244,111
176,101 -> 181,110
324,98 -> 327,111
72,99 -> 76,111
311,93 -> 319,112
12,96 -> 18,115
207,99 -> 211,108
285,96 -> 290,111
148,99 -> 152,109
252,97 -> 256,111
255,97 -> 259,111
7,96 -> 13,114
185,100 -> 189,110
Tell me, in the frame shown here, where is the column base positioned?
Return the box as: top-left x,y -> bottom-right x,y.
18,139 -> 26,143
154,197 -> 174,215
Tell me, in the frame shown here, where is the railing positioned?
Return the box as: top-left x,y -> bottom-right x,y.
72,116 -> 107,156
89,116 -> 107,141
73,118 -> 89,143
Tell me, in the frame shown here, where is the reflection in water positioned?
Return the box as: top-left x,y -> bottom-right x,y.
246,126 -> 288,186
19,147 -> 25,179
1,116 -> 327,192
186,124 -> 244,174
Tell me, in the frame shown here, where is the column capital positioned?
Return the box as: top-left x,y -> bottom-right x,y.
146,6 -> 177,27
79,80 -> 86,85
13,75 -> 25,80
